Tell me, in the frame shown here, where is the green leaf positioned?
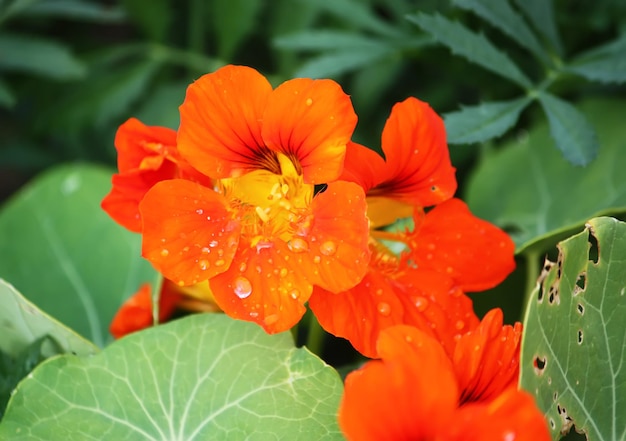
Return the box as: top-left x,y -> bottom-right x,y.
212,0 -> 264,60
452,0 -> 548,63
0,78 -> 15,108
0,313 -> 345,440
274,30 -> 389,51
407,12 -> 532,88
24,0 -> 126,22
444,96 -> 532,144
294,46 -> 393,79
0,279 -> 98,358
0,33 -> 85,80
511,0 -> 562,56
538,92 -> 598,166
566,34 -> 626,84
0,164 -> 159,347
120,0 -> 170,41
520,217 -> 626,440
302,0 -> 402,38
134,80 -> 188,129
465,98 -> 626,254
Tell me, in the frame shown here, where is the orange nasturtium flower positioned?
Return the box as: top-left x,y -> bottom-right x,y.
309,98 -> 515,357
138,65 -> 370,334
339,323 -> 550,441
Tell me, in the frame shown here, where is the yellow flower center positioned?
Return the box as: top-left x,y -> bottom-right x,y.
218,153 -> 313,247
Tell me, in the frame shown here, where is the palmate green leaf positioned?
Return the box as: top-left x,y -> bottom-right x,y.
444,96 -> 532,144
566,34 -> 626,84
511,0 -> 562,56
294,46 -> 393,79
407,12 -> 532,89
520,218 -> 626,440
0,164 -> 159,347
212,0 -> 263,60
0,279 -> 98,358
0,33 -> 85,80
0,313 -> 345,440
465,98 -> 626,254
452,0 -> 548,63
538,92 -> 599,166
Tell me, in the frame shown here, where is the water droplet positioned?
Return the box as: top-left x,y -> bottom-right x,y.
160,249 -> 169,257
206,215 -> 212,221
198,259 -> 209,270
289,289 -> 300,300
239,262 -> 247,272
264,314 -> 279,326
320,240 -> 337,256
279,268 -> 288,277
377,302 -> 391,316
196,208 -> 204,215
209,240 -> 218,247
305,97 -> 313,106
233,276 -> 252,299
249,311 -> 259,318
288,237 -> 309,253
375,288 -> 383,296
215,259 -> 225,267
455,320 -> 464,330
217,248 -> 224,257
313,255 -> 321,264
414,296 -> 429,312
177,280 -> 185,287
201,247 -> 210,253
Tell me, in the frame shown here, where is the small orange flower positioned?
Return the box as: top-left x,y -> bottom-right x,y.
339,325 -> 550,441
109,282 -> 181,339
101,118 -> 208,232
139,65 -> 370,333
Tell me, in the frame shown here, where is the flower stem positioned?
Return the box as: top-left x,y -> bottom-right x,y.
306,313 -> 326,356
522,249 -> 541,312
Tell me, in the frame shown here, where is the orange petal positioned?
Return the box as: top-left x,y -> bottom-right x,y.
453,308 -> 522,404
109,281 -> 181,339
371,97 -> 457,206
338,142 -> 385,192
101,165 -> 177,233
409,198 -> 516,292
140,179 -> 240,286
177,65 -> 273,179
339,326 -> 458,441
443,387 -> 551,441
309,270 -> 406,358
115,118 -> 178,173
262,78 -> 357,184
301,181 -> 370,292
209,240 -> 309,334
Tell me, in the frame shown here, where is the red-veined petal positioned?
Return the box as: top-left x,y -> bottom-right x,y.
262,78 -> 357,184
140,179 -> 240,286
178,65 -> 273,179
409,198 -> 516,292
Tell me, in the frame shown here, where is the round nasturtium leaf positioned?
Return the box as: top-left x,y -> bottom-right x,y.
520,217 -> 626,440
0,313 -> 345,440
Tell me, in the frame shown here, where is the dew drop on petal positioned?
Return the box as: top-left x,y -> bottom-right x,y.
249,311 -> 259,318
215,259 -> 225,267
233,276 -> 252,299
201,247 -> 210,254
160,249 -> 169,257
279,268 -> 288,277
320,240 -> 337,256
288,237 -> 309,253
196,208 -> 204,215
313,255 -> 321,264
377,302 -> 391,316
455,320 -> 465,330
306,98 -> 313,106
375,288 -> 383,296
239,262 -> 247,272
414,296 -> 429,312
264,314 -> 279,326
209,240 -> 218,247
289,289 -> 300,300
198,259 -> 209,271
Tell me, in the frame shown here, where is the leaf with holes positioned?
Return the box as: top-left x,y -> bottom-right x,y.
0,164 -> 159,347
520,217 -> 626,440
0,313 -> 344,440
465,98 -> 626,254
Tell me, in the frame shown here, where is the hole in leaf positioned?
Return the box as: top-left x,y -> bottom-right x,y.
577,330 -> 583,345
561,424 -> 588,440
537,284 -> 545,302
553,391 -> 558,402
577,303 -> 585,315
550,418 -> 556,429
557,403 -> 574,435
575,272 -> 586,292
533,355 -> 547,375
548,285 -> 560,305
588,231 -> 599,264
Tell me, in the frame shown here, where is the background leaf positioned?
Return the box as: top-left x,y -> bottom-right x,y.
538,92 -> 599,166
452,0 -> 548,63
212,0 -> 263,60
0,313 -> 345,440
293,46 -> 393,79
444,96 -> 532,144
465,98 -> 626,254
520,217 -> 626,440
407,12 -> 532,88
566,34 -> 626,84
0,33 -> 85,80
0,164 -> 159,347
511,0 -> 562,56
